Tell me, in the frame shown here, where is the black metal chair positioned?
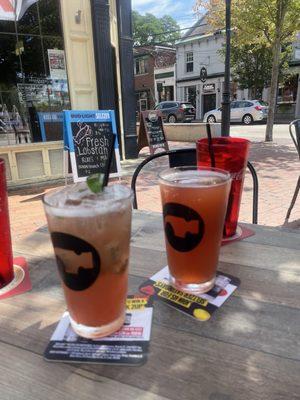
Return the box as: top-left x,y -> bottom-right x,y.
131,148 -> 258,224
285,119 -> 300,221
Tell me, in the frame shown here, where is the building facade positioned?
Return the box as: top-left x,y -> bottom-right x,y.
176,14 -> 300,120
134,46 -> 176,112
175,15 -> 227,120
0,0 -> 137,186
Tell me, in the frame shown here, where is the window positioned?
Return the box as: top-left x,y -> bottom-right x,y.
162,102 -> 176,109
236,101 -> 248,108
0,0 -> 71,144
184,86 -> 196,107
243,101 -> 253,108
186,52 -> 193,73
135,57 -> 148,75
136,91 -> 149,112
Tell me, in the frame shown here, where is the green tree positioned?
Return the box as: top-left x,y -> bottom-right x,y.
133,11 -> 180,46
194,0 -> 300,141
229,44 -> 292,99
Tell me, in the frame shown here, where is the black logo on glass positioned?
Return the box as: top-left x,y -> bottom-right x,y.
51,232 -> 100,291
163,203 -> 205,252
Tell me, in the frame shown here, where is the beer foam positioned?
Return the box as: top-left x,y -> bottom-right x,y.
159,169 -> 230,188
44,183 -> 132,217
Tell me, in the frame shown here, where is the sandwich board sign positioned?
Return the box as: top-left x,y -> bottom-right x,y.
138,110 -> 169,155
63,110 -> 121,183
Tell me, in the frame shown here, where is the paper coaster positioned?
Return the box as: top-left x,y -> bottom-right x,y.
44,295 -> 153,366
221,225 -> 255,246
0,257 -> 32,300
139,266 -> 240,321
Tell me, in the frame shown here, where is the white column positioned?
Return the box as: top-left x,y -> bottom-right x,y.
60,0 -> 98,109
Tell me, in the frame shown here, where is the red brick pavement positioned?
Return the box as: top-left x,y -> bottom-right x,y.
7,139 -> 300,245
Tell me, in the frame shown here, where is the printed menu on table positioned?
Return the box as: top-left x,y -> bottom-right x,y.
44,296 -> 153,366
139,266 -> 240,321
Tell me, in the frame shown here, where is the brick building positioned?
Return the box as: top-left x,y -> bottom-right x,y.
134,46 -> 176,113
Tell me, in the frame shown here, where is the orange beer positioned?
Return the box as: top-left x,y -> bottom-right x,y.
43,184 -> 132,339
159,167 -> 231,293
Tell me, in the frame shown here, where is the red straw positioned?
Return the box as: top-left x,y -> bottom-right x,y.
206,123 -> 216,168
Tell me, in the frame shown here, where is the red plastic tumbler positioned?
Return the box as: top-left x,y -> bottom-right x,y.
0,159 -> 14,288
197,137 -> 250,238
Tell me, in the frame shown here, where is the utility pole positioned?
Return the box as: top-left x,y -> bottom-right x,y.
221,0 -> 231,137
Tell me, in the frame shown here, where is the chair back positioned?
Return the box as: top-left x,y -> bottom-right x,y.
289,119 -> 300,159
131,148 -> 258,224
168,148 -> 196,168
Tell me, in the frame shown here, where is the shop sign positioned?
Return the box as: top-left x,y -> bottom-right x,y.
200,67 -> 207,82
48,49 -> 67,80
63,110 -> 121,182
203,83 -> 215,92
0,0 -> 37,21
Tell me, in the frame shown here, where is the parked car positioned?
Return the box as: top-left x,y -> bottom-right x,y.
203,100 -> 268,125
155,101 -> 196,123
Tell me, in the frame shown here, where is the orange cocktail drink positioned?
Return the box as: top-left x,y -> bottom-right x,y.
159,167 -> 231,294
43,183 -> 132,339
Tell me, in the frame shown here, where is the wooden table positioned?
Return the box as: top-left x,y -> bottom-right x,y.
1,211 -> 300,400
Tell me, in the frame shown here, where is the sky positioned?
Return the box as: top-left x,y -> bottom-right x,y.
131,0 -> 199,30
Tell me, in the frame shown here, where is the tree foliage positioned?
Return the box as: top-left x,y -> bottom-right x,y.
229,44 -> 292,99
194,0 -> 300,141
194,0 -> 300,47
133,11 -> 180,46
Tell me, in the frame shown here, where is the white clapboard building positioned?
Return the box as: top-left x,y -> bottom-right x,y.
175,14 -> 244,120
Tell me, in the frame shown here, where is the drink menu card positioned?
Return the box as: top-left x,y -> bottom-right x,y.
44,295 -> 153,366
139,267 -> 240,321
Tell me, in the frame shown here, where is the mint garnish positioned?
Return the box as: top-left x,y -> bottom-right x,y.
86,173 -> 105,194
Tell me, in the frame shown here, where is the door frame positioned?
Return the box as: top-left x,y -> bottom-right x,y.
202,93 -> 216,118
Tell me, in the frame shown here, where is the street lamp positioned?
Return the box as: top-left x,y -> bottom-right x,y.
221,0 -> 231,137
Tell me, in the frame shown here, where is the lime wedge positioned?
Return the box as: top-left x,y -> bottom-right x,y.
86,173 -> 105,194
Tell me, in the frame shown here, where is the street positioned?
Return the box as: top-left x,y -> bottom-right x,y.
230,123 -> 291,141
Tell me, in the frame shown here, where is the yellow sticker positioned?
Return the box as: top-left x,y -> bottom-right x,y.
126,298 -> 148,310
193,308 -> 211,321
154,281 -> 208,307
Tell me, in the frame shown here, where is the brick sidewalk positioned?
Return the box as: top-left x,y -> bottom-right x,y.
125,140 -> 300,227
7,139 -> 300,245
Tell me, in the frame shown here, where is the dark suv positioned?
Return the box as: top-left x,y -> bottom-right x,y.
155,101 -> 196,123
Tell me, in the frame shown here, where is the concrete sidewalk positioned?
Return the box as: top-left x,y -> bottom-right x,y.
7,138 -> 300,246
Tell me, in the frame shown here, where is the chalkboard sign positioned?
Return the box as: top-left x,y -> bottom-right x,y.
63,110 -> 121,182
38,112 -> 64,142
138,110 -> 169,155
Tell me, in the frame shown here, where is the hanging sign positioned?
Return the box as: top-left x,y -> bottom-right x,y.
200,67 -> 207,83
